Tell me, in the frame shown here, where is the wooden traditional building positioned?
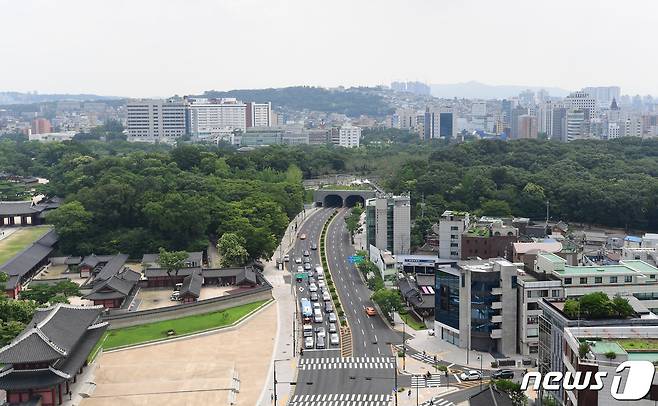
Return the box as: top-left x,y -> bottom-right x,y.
0,198 -> 61,227
0,304 -> 107,406
80,254 -> 138,309
179,272 -> 203,303
1,229 -> 58,298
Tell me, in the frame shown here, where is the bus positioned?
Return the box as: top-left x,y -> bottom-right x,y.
300,298 -> 312,323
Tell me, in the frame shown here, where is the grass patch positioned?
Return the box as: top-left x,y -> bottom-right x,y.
0,226 -> 52,266
399,312 -> 426,330
618,339 -> 658,351
97,300 -> 269,351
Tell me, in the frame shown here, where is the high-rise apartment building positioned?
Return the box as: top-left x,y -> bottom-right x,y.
337,123 -> 361,148
566,110 -> 587,141
509,105 -> 527,139
31,118 -> 51,134
518,114 -> 538,139
126,98 -> 187,143
365,195 -> 411,255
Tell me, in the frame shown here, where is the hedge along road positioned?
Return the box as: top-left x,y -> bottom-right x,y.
95,299 -> 270,352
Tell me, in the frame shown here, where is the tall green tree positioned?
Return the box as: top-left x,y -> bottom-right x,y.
46,201 -> 93,254
158,248 -> 190,285
217,233 -> 249,267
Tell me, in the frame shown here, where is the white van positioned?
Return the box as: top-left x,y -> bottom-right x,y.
313,308 -> 323,323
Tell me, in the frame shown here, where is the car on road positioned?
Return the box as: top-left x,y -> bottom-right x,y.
310,292 -> 319,301
304,263 -> 312,271
299,234 -> 306,240
303,325 -> 313,337
318,280 -> 325,288
316,336 -> 326,349
295,257 -> 302,264
284,255 -> 290,262
303,250 -> 310,257
330,333 -> 339,346
328,313 -> 337,323
315,266 -> 324,273
328,323 -> 337,333
460,370 -> 483,381
317,273 -> 324,280
313,302 -> 321,310
322,292 -> 331,301
311,243 -> 318,250
325,302 -> 333,313
365,307 -> 377,316
315,326 -> 326,337
304,336 -> 314,349
313,309 -> 323,323
308,277 -> 316,284
297,266 -> 304,273
491,369 -> 515,380
303,257 -> 311,263
309,283 -> 318,292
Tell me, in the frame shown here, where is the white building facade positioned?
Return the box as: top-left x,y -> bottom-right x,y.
126,98 -> 187,143
338,123 -> 361,148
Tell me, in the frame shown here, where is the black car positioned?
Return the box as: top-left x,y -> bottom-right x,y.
303,250 -> 310,257
491,369 -> 515,380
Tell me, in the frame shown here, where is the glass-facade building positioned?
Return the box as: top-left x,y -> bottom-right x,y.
435,269 -> 460,345
469,270 -> 499,352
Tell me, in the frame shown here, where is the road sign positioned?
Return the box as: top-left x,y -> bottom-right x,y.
295,272 -> 309,280
348,255 -> 365,264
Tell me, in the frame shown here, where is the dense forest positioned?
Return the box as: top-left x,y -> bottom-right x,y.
2,135 -> 658,257
201,86 -> 392,117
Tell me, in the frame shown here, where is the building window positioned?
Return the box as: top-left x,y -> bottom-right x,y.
451,226 -> 459,231
527,328 -> 539,338
595,276 -> 602,283
527,291 -> 532,298
564,278 -> 572,285
624,275 -> 632,283
511,276 -> 517,287
579,277 -> 587,284
651,275 -> 656,280
610,276 -> 618,283
528,302 -> 539,311
551,289 -> 560,297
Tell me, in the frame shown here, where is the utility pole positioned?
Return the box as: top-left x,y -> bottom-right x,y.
292,312 -> 296,354
394,354 -> 398,406
402,321 -> 406,371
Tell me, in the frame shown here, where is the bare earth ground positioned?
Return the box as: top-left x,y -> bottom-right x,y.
137,286 -> 234,310
81,302 -> 277,406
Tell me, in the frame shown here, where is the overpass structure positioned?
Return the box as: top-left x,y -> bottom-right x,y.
313,189 -> 377,207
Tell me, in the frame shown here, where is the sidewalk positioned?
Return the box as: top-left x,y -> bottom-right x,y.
405,331 -> 496,371
396,356 -> 459,406
257,207 -> 320,406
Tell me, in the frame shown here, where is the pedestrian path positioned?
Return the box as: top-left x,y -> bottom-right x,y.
298,356 -> 394,370
289,393 -> 391,405
410,374 -> 441,388
395,344 -> 439,365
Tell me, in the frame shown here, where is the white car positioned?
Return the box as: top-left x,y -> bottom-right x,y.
284,255 -> 290,262
304,336 -> 314,349
322,291 -> 331,301
330,333 -> 340,345
317,273 -> 324,280
295,257 -> 302,264
297,266 -> 304,273
460,370 -> 483,381
309,283 -> 318,292
313,302 -> 321,310
318,280 -> 325,288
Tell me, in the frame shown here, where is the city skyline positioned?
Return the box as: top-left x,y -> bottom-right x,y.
2,0 -> 658,97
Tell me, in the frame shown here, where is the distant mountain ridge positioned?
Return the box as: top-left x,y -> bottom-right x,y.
0,91 -> 122,105
430,81 -> 571,99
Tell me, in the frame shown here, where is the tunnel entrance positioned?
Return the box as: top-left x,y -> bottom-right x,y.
323,194 -> 344,207
344,195 -> 365,208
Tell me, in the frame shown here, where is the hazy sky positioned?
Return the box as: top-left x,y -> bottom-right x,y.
2,0 -> 657,97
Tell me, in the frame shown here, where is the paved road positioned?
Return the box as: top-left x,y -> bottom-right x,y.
289,208 -> 497,405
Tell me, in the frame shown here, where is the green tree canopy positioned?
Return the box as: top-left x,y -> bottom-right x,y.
217,233 -> 249,267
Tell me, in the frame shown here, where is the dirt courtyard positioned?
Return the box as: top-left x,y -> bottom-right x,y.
81,302 -> 276,406
136,286 -> 235,310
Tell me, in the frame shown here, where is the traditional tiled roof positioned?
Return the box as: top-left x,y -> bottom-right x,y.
202,266 -> 257,285
83,269 -> 140,301
0,229 -> 58,289
0,202 -> 39,216
180,272 -> 203,299
141,252 -> 203,268
95,253 -> 129,282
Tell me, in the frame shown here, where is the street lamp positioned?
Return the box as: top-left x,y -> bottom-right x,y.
477,355 -> 483,391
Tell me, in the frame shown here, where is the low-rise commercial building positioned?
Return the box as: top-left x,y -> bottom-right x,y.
439,210 -> 470,259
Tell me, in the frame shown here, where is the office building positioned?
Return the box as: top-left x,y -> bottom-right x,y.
365,195 -> 411,256
566,91 -> 597,117
423,107 -> 457,140
439,211 -> 470,259
566,110 -> 587,141
246,102 -> 272,127
126,98 -> 187,143
434,259 -> 519,355
186,98 -> 247,136
31,118 -> 51,134
471,101 -> 487,117
509,105 -> 527,138
551,107 -> 567,142
337,123 -> 361,148
583,86 -> 621,108
518,114 -> 538,139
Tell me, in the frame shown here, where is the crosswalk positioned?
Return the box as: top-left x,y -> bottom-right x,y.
289,393 -> 391,405
419,396 -> 455,406
410,375 -> 441,388
394,345 -> 439,365
298,356 -> 395,371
